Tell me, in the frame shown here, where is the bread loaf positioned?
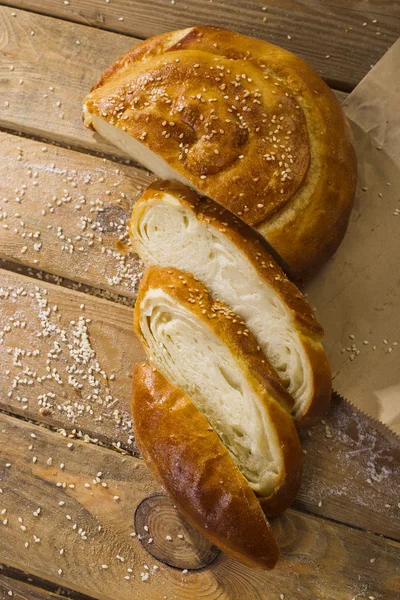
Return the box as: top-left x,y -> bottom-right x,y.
130,180 -> 332,429
133,362 -> 280,569
83,25 -> 357,280
134,266 -> 302,517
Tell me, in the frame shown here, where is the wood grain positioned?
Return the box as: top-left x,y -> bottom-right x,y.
0,131 -> 155,297
2,1 -> 399,90
0,7 -> 348,160
0,7 -> 136,157
1,268 -> 399,541
0,267 -> 145,450
1,411 -> 399,600
0,574 -> 64,600
297,393 -> 400,542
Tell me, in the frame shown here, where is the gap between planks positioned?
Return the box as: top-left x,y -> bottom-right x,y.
1,1 -> 399,91
0,267 -> 399,542
1,410 -> 399,600
0,572 -> 72,600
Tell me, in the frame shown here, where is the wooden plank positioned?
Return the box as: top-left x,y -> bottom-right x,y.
0,7 -> 348,161
296,393 -> 400,542
0,267 -> 145,450
0,131 -> 155,298
1,412 -> 399,600
0,574 -> 65,600
0,7 -> 136,158
2,1 -> 399,90
1,268 -> 399,541
0,258 -> 136,308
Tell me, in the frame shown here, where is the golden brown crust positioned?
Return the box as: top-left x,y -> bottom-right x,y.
133,180 -> 323,337
134,266 -> 303,515
135,264 -> 294,414
84,25 -> 356,280
132,362 -> 280,569
131,180 -> 332,428
296,335 -> 332,430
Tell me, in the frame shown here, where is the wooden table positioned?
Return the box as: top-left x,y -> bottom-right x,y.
0,2 -> 399,599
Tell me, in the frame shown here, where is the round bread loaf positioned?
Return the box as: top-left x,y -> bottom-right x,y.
83,25 -> 357,280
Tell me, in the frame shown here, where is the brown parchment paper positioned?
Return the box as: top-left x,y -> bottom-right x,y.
305,39 -> 400,435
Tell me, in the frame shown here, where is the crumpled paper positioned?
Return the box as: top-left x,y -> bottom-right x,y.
305,40 -> 400,435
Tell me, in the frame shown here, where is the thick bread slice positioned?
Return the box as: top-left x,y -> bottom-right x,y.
83,25 -> 356,280
134,266 -> 302,516
133,362 -> 280,570
130,180 -> 332,429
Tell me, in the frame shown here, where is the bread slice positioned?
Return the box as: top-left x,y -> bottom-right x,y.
134,266 -> 302,516
83,25 -> 356,280
133,362 -> 280,570
130,181 -> 332,429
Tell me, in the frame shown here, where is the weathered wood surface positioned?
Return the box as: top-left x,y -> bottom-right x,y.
0,7 -> 136,157
1,268 -> 399,541
0,3 -> 399,597
2,0 -> 399,90
0,268 -> 145,450
0,131 -> 155,297
0,8 -> 348,161
297,394 -> 400,542
0,574 -> 64,600
1,412 -> 399,600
